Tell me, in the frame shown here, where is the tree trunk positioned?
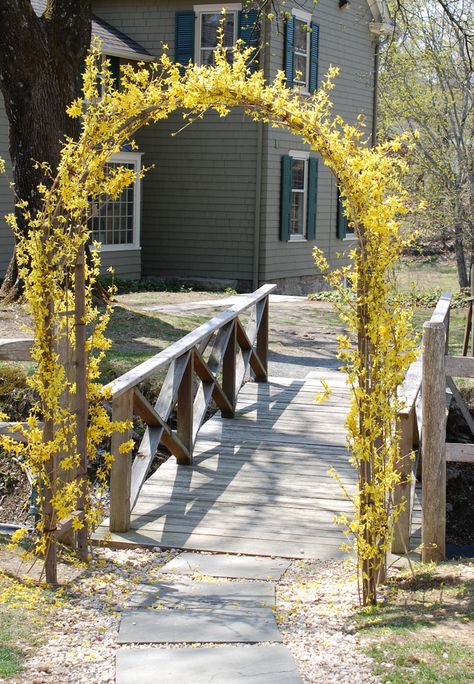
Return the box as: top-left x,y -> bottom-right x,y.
0,1 -> 91,301
454,221 -> 468,289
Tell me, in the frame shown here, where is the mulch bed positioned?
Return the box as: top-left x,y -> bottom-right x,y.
0,452 -> 30,524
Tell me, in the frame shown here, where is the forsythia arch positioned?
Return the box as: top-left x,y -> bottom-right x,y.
0,41 -> 417,603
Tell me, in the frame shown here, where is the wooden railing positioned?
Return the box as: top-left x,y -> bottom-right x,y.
422,299 -> 474,562
106,284 -> 275,532
391,293 -> 452,556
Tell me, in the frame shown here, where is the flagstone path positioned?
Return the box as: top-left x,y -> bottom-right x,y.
115,551 -> 303,683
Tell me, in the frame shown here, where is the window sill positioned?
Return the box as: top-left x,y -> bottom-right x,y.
289,235 -> 307,242
293,87 -> 311,97
343,235 -> 357,241
94,244 -> 142,252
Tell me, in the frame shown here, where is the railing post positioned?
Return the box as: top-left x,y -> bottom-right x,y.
222,320 -> 236,418
471,264 -> 474,356
75,246 -> 88,560
109,389 -> 134,532
421,321 -> 446,563
392,408 -> 415,554
255,296 -> 269,382
177,352 -> 194,462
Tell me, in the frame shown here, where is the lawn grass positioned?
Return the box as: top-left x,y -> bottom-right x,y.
412,306 -> 466,355
356,563 -> 474,684
0,572 -> 53,678
395,257 -> 460,294
101,305 -> 216,383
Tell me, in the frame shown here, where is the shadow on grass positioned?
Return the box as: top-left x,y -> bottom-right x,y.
355,572 -> 474,636
101,305 -> 211,383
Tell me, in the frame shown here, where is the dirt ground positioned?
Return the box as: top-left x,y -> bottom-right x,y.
0,303 -> 32,339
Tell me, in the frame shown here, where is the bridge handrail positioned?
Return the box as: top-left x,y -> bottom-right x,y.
392,291 -> 452,556
0,285 -> 276,535
107,283 -> 276,532
105,284 -> 275,399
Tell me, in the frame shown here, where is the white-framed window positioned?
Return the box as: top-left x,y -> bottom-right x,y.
194,3 -> 241,66
289,150 -> 309,239
91,152 -> 142,251
292,9 -> 311,92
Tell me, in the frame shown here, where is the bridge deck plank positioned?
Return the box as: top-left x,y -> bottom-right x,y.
95,373 -> 358,559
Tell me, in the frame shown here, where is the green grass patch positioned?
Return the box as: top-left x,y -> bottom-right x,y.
101,306 -> 213,382
395,257 -> 460,294
0,573 -> 54,678
367,639 -> 474,684
356,563 -> 474,684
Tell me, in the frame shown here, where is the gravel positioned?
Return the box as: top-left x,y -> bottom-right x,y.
277,558 -> 380,684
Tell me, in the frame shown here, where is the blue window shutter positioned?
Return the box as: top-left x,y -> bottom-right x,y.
284,17 -> 295,87
280,156 -> 292,241
109,56 -> 121,89
306,158 -> 318,240
309,22 -> 320,93
176,11 -> 195,72
337,189 -> 348,239
238,9 -> 259,73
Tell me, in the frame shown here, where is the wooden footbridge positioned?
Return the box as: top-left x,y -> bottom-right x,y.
2,286 -> 472,563
94,285 -> 356,558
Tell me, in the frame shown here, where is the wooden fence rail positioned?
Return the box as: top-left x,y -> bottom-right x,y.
106,284 -> 275,533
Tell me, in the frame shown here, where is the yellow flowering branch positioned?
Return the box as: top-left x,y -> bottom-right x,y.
0,40 -> 415,592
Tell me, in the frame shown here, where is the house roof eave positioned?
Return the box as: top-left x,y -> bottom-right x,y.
367,0 -> 394,37
30,0 -> 153,61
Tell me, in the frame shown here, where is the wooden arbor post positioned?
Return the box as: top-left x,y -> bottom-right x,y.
74,247 -> 88,560
421,321 -> 446,563
109,390 -> 134,532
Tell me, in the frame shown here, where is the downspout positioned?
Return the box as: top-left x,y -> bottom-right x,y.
372,37 -> 380,146
252,14 -> 267,290
252,122 -> 263,290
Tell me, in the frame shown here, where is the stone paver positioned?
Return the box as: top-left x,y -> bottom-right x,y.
160,552 -> 290,580
116,646 -> 303,684
118,606 -> 282,644
126,579 -> 274,609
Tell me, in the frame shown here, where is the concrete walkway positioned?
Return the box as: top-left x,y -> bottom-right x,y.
116,552 -> 302,683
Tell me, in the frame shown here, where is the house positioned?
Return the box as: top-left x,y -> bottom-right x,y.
0,0 -> 391,294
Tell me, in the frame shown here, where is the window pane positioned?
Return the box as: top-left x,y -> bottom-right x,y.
290,192 -> 304,235
291,159 -> 305,190
91,161 -> 136,246
294,19 -> 308,52
201,13 -> 234,48
294,54 -> 307,85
